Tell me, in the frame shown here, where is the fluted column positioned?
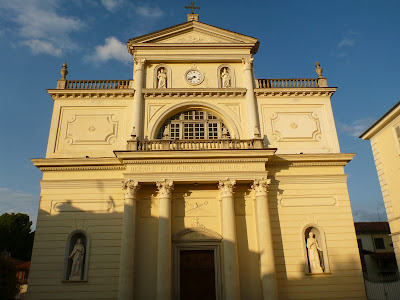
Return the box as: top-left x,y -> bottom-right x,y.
132,58 -> 146,139
242,57 -> 259,138
156,179 -> 174,300
252,178 -> 278,300
118,180 -> 140,300
219,179 -> 241,300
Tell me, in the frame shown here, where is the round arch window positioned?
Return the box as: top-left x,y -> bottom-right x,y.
157,110 -> 230,140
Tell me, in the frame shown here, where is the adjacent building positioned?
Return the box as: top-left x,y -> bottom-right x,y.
28,12 -> 366,300
361,101 -> 400,271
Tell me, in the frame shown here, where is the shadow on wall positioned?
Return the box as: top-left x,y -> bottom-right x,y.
26,184 -> 367,300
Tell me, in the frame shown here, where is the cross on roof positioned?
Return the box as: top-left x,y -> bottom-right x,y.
185,2 -> 200,14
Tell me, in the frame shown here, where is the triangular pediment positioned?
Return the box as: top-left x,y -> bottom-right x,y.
128,21 -> 258,46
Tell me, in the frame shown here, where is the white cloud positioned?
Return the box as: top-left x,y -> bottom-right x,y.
0,0 -> 85,56
338,118 -> 375,137
23,39 -> 63,56
85,36 -> 131,64
0,188 -> 39,230
136,4 -> 164,18
338,38 -> 355,48
101,0 -> 123,12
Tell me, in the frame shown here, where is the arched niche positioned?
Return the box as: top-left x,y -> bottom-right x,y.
64,229 -> 90,281
149,102 -> 241,139
217,64 -> 235,88
302,224 -> 330,274
153,64 -> 172,88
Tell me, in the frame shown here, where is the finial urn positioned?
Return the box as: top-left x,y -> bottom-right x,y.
60,63 -> 68,79
315,62 -> 323,78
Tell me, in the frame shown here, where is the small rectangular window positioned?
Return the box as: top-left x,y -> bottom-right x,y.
374,237 -> 385,250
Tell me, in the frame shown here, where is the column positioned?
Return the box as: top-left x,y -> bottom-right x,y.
242,57 -> 259,138
219,179 -> 241,300
132,58 -> 146,139
156,179 -> 174,300
118,180 -> 140,300
252,178 -> 278,300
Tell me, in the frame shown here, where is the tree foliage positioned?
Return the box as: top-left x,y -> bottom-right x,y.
0,255 -> 20,300
0,213 -> 35,261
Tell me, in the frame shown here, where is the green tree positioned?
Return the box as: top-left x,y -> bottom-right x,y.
0,255 -> 20,300
0,213 -> 35,261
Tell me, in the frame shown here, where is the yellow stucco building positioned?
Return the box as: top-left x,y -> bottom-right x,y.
28,12 -> 366,300
361,101 -> 400,272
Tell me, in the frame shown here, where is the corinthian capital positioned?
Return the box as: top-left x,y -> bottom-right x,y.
156,179 -> 174,198
218,179 -> 236,198
251,178 -> 271,196
122,179 -> 140,199
133,58 -> 146,70
241,57 -> 254,70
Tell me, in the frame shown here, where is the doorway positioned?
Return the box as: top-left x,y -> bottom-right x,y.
179,250 -> 217,300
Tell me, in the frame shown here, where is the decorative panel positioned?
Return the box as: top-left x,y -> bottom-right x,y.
271,112 -> 321,142
278,196 -> 337,207
65,114 -> 118,145
51,200 -> 113,213
175,198 -> 216,217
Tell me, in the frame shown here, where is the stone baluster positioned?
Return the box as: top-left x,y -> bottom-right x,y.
156,179 -> 174,300
118,180 -> 140,300
242,57 -> 260,138
252,178 -> 278,300
132,58 -> 146,139
218,179 -> 241,300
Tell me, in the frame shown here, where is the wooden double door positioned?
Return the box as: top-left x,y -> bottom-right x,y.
179,250 -> 217,300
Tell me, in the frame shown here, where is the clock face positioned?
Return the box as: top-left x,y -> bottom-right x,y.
185,70 -> 203,85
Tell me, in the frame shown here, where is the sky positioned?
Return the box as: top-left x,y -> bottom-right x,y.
0,0 -> 399,229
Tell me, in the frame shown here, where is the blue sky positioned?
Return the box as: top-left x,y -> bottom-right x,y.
0,0 -> 399,229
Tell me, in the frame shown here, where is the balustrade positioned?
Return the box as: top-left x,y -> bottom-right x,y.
130,138 -> 264,151
66,80 -> 130,89
256,78 -> 319,88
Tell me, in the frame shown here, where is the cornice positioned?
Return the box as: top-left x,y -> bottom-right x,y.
47,89 -> 134,100
142,88 -> 246,98
360,101 -> 400,139
114,149 -> 277,160
123,158 -> 268,164
31,157 -> 124,171
266,153 -> 355,167
255,88 -> 337,97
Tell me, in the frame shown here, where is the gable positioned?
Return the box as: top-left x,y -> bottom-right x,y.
128,21 -> 258,47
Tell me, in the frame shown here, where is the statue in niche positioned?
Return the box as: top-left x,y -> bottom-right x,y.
157,68 -> 167,88
306,232 -> 324,273
68,238 -> 85,280
221,68 -> 231,88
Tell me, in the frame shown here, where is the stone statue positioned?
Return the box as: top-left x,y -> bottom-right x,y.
221,68 -> 231,88
68,238 -> 85,280
157,68 -> 167,88
306,232 -> 324,273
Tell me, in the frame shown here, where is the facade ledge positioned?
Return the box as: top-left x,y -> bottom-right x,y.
266,153 -> 355,167
47,89 -> 135,100
142,88 -> 246,97
255,87 -> 337,97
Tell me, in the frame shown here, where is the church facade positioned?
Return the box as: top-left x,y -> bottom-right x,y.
28,13 -> 366,300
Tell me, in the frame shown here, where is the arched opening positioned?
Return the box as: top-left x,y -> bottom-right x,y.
156,109 -> 231,140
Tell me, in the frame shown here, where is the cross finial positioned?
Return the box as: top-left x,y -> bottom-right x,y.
185,2 -> 200,14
